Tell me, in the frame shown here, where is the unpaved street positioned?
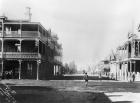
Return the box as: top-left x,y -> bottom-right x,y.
1,80 -> 140,103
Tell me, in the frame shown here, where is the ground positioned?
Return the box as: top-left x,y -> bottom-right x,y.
1,79 -> 140,103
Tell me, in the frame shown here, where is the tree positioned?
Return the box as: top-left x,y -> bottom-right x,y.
63,61 -> 77,74
63,63 -> 69,74
68,61 -> 77,74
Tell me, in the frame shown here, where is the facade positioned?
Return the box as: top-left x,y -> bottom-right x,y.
109,33 -> 140,81
0,16 -> 62,80
97,60 -> 110,77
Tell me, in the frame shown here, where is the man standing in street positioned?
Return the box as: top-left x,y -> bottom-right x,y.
84,72 -> 88,87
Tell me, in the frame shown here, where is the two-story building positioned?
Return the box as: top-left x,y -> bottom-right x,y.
0,16 -> 62,80
109,33 -> 140,81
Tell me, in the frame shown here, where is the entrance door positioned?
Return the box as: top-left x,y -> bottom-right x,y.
3,60 -> 19,79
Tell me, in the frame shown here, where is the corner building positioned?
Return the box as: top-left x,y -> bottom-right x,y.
0,16 -> 62,80
110,34 -> 140,81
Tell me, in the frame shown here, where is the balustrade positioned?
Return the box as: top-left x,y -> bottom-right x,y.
4,31 -> 20,37
3,52 -> 41,59
21,31 -> 38,37
3,31 -> 39,37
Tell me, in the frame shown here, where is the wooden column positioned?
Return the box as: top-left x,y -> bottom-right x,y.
130,61 -> 132,73
54,65 -> 56,75
55,65 -> 57,76
1,21 -> 4,77
119,63 -> 121,80
120,63 -> 123,80
122,63 -> 124,80
131,41 -> 133,57
124,63 -> 127,80
115,63 -> 117,80
19,60 -> 21,79
37,60 -> 41,80
1,60 -> 3,78
127,42 -> 129,57
134,61 -> 136,73
124,63 -> 126,81
58,66 -> 60,75
134,41 -> 136,57
126,61 -> 129,81
122,62 -> 124,80
130,61 -> 132,82
37,39 -> 39,56
138,41 -> 139,56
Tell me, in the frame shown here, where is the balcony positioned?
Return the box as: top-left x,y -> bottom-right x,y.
3,31 -> 39,38
3,52 -> 41,59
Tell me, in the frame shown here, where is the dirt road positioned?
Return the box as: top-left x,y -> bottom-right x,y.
1,80 -> 140,103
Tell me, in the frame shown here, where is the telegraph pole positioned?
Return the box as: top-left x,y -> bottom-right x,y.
25,7 -> 32,22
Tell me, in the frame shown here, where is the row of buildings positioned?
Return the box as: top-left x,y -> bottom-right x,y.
98,29 -> 140,81
0,16 -> 63,80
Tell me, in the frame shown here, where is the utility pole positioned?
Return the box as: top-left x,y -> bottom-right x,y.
25,7 -> 32,22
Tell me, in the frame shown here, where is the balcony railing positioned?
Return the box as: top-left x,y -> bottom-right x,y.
4,31 -> 21,37
3,31 -> 39,38
21,31 -> 38,37
3,52 -> 41,59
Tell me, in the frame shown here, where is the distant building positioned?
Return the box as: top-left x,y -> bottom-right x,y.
97,60 -> 110,76
0,16 -> 62,80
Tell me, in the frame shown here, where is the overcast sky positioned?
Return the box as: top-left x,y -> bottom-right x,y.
1,0 -> 140,69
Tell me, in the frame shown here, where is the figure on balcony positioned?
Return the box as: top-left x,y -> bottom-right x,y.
5,27 -> 11,35
15,43 -> 21,52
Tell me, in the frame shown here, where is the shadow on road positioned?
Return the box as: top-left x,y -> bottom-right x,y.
112,101 -> 132,103
107,95 -> 122,97
11,86 -> 112,103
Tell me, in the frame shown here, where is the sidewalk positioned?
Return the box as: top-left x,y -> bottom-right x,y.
106,92 -> 140,103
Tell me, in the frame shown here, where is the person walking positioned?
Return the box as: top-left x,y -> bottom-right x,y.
84,72 -> 88,87
99,72 -> 102,81
132,72 -> 135,82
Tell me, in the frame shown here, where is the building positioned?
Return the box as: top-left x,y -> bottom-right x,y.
109,33 -> 140,81
0,16 -> 62,80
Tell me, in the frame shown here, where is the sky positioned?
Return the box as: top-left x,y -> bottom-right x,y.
1,0 -> 140,70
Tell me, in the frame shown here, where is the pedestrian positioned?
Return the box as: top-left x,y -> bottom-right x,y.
84,72 -> 88,87
99,72 -> 102,81
132,72 -> 135,82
